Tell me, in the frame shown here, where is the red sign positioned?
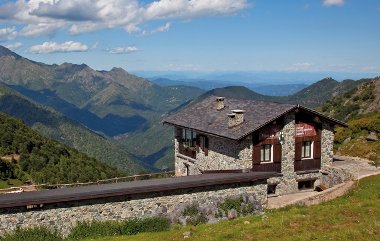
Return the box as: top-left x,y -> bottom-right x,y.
259,125 -> 281,140
295,123 -> 316,137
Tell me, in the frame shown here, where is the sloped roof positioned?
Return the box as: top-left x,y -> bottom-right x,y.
163,96 -> 347,140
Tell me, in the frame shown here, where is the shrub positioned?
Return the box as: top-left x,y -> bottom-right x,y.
219,198 -> 243,215
68,217 -> 170,240
241,203 -> 256,216
182,202 -> 199,217
0,227 -> 63,241
120,217 -> 170,234
186,213 -> 208,226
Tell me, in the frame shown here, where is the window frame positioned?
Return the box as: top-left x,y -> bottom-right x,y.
301,141 -> 313,159
260,144 -> 273,163
181,129 -> 197,148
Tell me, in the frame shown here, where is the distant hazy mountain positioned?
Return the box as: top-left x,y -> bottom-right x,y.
0,45 -> 204,172
195,77 -> 369,109
151,77 -> 308,96
0,46 -> 204,137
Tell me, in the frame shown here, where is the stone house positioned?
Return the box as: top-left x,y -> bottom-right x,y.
163,96 -> 347,195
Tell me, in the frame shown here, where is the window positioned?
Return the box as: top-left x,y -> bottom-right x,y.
182,129 -> 197,148
260,144 -> 272,162
301,141 -> 312,159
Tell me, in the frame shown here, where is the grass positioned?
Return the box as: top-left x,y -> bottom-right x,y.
81,174 -> 380,241
0,178 -> 23,189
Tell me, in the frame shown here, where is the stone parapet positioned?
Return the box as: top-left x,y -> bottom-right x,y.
0,181 -> 267,237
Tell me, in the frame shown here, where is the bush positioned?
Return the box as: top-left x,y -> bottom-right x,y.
68,217 -> 170,240
186,213 -> 208,226
0,227 -> 63,241
182,202 -> 199,217
219,198 -> 242,215
67,221 -> 120,239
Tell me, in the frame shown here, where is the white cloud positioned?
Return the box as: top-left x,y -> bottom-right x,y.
108,46 -> 141,54
0,26 -> 17,40
19,22 -> 65,37
152,22 -> 171,33
0,0 -> 248,36
323,0 -> 345,7
5,42 -> 23,50
145,0 -> 248,20
29,41 -> 89,54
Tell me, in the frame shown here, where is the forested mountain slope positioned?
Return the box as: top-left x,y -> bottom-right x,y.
0,112 -> 121,184
0,83 -> 147,174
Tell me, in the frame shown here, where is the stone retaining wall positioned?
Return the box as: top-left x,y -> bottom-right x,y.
321,165 -> 355,187
0,181 -> 267,237
292,181 -> 355,207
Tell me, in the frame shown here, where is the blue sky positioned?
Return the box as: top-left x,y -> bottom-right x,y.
0,0 -> 379,76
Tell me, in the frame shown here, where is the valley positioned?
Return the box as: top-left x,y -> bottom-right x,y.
0,45 -> 378,176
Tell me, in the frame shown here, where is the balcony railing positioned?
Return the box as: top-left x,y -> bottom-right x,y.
294,159 -> 321,172
252,162 -> 281,173
178,145 -> 196,159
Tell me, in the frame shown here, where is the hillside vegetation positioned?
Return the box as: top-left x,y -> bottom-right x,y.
321,78 -> 379,121
334,113 -> 380,160
0,113 -> 122,184
320,77 -> 380,161
0,83 -> 146,174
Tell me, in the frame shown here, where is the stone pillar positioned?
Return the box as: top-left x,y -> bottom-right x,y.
321,122 -> 334,167
174,127 -> 183,176
276,113 -> 298,195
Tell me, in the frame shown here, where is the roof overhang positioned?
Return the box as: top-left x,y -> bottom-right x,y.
163,104 -> 348,141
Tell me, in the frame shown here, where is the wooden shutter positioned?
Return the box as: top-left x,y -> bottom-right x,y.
314,129 -> 321,159
273,142 -> 282,163
204,136 -> 209,156
295,137 -> 303,161
313,140 -> 321,159
252,144 -> 261,165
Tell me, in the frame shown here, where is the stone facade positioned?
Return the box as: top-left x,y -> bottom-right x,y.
175,127 -> 252,176
173,112 -> 338,196
321,122 -> 335,167
0,181 -> 267,237
269,113 -> 298,195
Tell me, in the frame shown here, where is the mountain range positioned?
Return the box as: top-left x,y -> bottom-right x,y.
150,77 -> 308,96
0,45 -> 376,173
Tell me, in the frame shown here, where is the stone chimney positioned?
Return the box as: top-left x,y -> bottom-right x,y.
215,97 -> 225,110
228,109 -> 245,128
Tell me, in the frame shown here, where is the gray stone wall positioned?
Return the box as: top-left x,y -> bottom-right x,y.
271,113 -> 298,195
174,127 -> 252,176
196,135 -> 252,171
173,116 -> 338,196
320,166 -> 355,187
0,182 -> 267,237
321,122 -> 334,167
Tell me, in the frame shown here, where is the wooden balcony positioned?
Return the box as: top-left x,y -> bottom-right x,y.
252,162 -> 281,173
178,145 -> 196,159
294,158 -> 321,172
